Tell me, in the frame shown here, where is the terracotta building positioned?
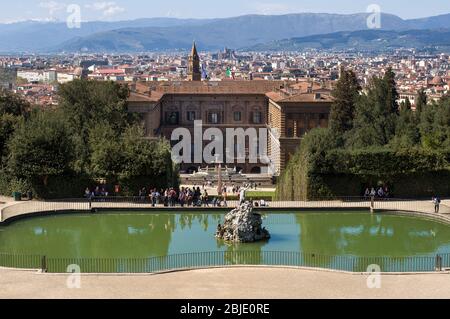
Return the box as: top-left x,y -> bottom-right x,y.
128,44 -> 333,175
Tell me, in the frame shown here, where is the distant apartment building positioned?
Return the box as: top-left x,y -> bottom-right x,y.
87,68 -> 127,81
17,70 -> 57,84
56,73 -> 75,84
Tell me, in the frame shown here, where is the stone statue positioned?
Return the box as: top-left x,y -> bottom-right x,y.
216,201 -> 270,243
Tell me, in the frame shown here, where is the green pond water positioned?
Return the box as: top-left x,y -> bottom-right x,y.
1,211 -> 450,259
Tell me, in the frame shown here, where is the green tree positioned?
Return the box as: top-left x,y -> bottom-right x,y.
6,110 -> 74,189
383,67 -> 399,115
118,125 -> 177,194
390,103 -> 420,149
0,90 -> 29,162
88,121 -> 124,180
415,88 -> 427,114
0,113 -> 20,159
0,88 -> 30,117
419,96 -> 450,150
58,79 -> 135,173
347,70 -> 399,148
329,68 -> 361,134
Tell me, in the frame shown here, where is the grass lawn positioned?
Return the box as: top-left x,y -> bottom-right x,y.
246,190 -> 276,199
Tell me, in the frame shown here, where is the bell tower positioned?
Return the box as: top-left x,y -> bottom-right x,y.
188,42 -> 201,81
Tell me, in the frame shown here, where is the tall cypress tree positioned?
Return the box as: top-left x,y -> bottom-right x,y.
330,67 -> 361,133
348,69 -> 400,147
416,88 -> 427,114
383,67 -> 399,115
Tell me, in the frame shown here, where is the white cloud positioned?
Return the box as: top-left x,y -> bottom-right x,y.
85,1 -> 125,17
39,1 -> 66,16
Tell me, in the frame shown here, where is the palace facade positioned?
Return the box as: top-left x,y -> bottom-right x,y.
127,44 -> 333,175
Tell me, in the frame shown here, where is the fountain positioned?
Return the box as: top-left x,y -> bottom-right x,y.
216,201 -> 271,243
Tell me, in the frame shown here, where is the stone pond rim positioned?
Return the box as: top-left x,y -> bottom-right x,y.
215,202 -> 271,243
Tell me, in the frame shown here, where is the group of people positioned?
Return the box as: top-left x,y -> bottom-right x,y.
84,186 -> 109,198
84,182 -> 258,208
139,186 -> 229,208
364,186 -> 391,198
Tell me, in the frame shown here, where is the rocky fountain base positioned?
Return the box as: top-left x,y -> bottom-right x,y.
216,201 -> 271,243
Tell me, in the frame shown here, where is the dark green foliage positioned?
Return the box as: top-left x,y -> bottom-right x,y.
0,89 -> 29,159
4,111 -> 77,198
0,88 -> 30,116
0,80 -> 177,199
58,79 -> 139,173
347,70 -> 399,148
329,68 -> 361,134
0,113 -> 20,158
277,68 -> 450,200
416,88 -> 427,114
419,96 -> 450,150
117,126 -> 178,195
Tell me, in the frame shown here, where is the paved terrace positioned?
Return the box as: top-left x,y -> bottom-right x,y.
1,267 -> 450,299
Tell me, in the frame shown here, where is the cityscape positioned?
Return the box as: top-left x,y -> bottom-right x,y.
0,0 -> 449,307
1,49 -> 448,107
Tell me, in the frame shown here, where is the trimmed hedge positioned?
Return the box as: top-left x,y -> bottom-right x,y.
277,147 -> 450,200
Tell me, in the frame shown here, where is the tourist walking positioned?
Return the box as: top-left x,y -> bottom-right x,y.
202,190 -> 209,207
150,189 -> 157,207
433,196 -> 441,213
222,186 -> 228,207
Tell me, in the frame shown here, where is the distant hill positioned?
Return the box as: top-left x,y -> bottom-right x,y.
0,18 -> 215,52
0,12 -> 450,52
53,13 -> 411,52
248,29 -> 450,52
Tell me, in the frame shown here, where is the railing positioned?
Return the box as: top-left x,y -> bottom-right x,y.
1,251 -> 449,274
0,253 -> 41,270
0,199 -> 90,223
1,196 -> 450,223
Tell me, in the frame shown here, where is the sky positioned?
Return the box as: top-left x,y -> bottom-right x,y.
1,0 -> 449,23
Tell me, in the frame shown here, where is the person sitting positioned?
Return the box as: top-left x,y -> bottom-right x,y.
377,187 -> 385,198
384,186 -> 390,198
364,188 -> 370,198
260,199 -> 267,207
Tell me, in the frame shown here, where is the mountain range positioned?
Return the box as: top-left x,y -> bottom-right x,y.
0,12 -> 449,52
249,29 -> 450,52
